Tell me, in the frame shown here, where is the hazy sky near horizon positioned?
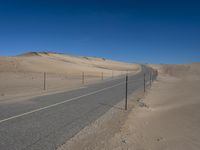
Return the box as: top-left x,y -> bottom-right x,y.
0,0 -> 200,64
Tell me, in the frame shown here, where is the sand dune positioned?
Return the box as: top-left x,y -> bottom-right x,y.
111,64 -> 200,150
1,52 -> 139,75
149,63 -> 200,77
105,75 -> 200,150
0,52 -> 140,101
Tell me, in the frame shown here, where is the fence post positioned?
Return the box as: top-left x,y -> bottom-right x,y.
153,71 -> 155,81
82,72 -> 84,84
112,70 -> 114,78
144,73 -> 146,92
125,75 -> 128,110
150,72 -> 152,87
156,70 -> 158,78
44,72 -> 46,90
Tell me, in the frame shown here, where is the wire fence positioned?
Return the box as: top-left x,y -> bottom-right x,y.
0,70 -> 136,98
0,68 -> 158,150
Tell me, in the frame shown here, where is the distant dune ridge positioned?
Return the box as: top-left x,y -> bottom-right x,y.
0,52 -> 140,101
0,52 -> 140,75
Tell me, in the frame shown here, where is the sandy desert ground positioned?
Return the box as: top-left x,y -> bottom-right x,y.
0,52 -> 140,102
58,63 -> 200,150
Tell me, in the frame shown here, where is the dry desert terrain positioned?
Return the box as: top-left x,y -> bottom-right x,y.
58,63 -> 200,150
0,52 -> 140,102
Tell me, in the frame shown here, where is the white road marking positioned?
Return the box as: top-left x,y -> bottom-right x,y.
0,86 -> 88,105
0,82 -> 124,124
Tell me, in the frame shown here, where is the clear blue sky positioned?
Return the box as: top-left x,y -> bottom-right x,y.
0,0 -> 200,64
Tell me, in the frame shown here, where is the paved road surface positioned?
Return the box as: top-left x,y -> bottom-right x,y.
0,66 -> 155,150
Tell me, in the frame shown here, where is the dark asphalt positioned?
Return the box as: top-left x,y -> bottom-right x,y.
0,66 -> 155,150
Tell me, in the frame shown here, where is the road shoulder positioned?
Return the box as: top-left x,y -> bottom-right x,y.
58,74 -> 200,150
57,86 -> 146,150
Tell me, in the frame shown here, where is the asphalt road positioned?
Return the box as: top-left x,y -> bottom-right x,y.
0,66 -> 155,150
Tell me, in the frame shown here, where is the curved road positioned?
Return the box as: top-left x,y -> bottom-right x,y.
0,66 -> 155,150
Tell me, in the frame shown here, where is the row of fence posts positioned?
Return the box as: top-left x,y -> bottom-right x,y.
124,70 -> 158,110
43,70 -> 126,91
43,70 -> 158,111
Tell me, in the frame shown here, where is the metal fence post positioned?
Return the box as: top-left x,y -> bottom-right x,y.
144,73 -> 146,92
44,72 -> 46,90
82,72 -> 84,84
156,70 -> 158,78
125,75 -> 128,110
112,70 -> 114,78
150,72 -> 152,87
